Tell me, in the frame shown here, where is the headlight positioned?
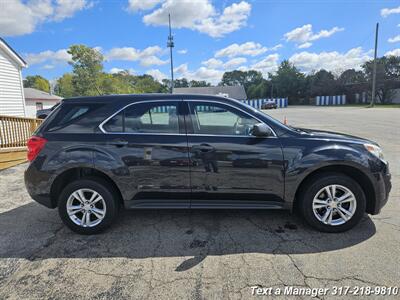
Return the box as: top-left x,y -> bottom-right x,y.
364,143 -> 385,161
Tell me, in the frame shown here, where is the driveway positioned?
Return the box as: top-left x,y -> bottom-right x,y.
0,106 -> 399,299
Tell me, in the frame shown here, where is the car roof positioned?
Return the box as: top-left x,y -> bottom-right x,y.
63,93 -> 236,104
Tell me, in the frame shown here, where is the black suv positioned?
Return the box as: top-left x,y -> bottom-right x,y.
25,94 -> 391,234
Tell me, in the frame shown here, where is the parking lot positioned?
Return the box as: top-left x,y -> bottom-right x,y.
0,106 -> 399,299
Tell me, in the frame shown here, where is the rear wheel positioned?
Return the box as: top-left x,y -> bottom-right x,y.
58,178 -> 119,234
299,173 -> 366,233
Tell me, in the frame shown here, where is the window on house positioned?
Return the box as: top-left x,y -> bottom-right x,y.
36,102 -> 43,111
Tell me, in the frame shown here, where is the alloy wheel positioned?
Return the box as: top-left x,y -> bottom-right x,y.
66,188 -> 106,227
312,184 -> 357,226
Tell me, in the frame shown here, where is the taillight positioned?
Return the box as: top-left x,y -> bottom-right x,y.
27,136 -> 47,161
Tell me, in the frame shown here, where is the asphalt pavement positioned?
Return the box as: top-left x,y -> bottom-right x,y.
0,106 -> 399,299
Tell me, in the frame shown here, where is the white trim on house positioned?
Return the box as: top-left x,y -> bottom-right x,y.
18,65 -> 26,116
0,38 -> 27,68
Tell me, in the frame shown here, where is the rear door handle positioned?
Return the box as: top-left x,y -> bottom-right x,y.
110,139 -> 128,147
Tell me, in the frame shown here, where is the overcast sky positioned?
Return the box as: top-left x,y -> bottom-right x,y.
1,0 -> 400,84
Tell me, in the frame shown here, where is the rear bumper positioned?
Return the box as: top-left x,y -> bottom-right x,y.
24,163 -> 55,208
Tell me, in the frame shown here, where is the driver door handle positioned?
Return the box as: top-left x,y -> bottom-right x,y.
193,143 -> 214,153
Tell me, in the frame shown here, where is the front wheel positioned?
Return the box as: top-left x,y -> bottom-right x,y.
299,173 -> 366,233
58,178 -> 120,234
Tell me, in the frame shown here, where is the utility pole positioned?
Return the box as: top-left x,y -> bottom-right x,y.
167,14 -> 174,94
370,22 -> 379,107
270,83 -> 273,100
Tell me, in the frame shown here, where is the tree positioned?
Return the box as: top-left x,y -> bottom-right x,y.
54,73 -> 75,98
246,79 -> 268,99
308,69 -> 337,96
362,56 -> 400,103
335,69 -> 366,100
269,60 -> 306,102
100,73 -> 135,95
133,75 -> 168,93
189,80 -> 211,87
174,78 -> 189,88
23,75 -> 50,92
337,69 -> 365,86
68,44 -> 104,96
161,78 -> 211,89
220,70 -> 263,90
104,72 -> 167,94
220,70 -> 265,99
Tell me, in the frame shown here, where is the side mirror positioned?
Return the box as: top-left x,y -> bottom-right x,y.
252,123 -> 273,137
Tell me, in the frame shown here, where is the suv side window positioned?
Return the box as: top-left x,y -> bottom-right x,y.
188,101 -> 259,136
45,103 -> 102,132
103,101 -> 180,134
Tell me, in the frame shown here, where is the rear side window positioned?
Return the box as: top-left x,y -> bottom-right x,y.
102,101 -> 180,134
45,103 -> 103,132
58,106 -> 90,125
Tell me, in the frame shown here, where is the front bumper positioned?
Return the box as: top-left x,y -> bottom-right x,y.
370,163 -> 391,215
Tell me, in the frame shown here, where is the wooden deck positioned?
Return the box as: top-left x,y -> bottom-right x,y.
0,147 -> 27,170
0,115 -> 43,170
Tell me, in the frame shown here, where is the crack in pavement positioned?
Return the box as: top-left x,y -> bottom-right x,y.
28,224 -> 65,261
243,214 -> 387,300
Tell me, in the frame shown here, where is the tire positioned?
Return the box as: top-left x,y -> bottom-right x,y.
298,173 -> 366,233
58,177 -> 120,234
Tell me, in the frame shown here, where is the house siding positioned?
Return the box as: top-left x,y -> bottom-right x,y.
0,47 -> 25,117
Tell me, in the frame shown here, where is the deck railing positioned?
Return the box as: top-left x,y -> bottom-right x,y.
0,115 -> 43,149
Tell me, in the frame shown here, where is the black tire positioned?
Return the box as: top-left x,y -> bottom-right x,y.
58,177 -> 120,234
298,173 -> 366,233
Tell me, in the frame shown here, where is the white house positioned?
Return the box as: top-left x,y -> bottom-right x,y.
0,38 -> 27,117
24,88 -> 62,118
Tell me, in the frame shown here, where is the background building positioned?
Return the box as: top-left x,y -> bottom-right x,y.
24,88 -> 62,118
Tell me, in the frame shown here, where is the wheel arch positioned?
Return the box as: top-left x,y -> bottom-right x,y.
293,164 -> 376,214
50,167 -> 124,208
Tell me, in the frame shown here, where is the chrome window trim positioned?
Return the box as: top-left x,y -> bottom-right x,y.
99,132 -> 187,136
186,133 -> 276,138
98,98 -> 277,138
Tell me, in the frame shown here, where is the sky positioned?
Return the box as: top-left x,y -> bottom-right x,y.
1,0 -> 400,84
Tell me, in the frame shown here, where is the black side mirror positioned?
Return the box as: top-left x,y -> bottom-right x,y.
252,123 -> 273,137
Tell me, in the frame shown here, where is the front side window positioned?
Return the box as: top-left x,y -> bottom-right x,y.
188,102 -> 259,136
103,101 -> 180,134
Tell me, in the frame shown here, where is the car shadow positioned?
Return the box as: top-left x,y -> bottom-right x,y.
0,202 -> 376,271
